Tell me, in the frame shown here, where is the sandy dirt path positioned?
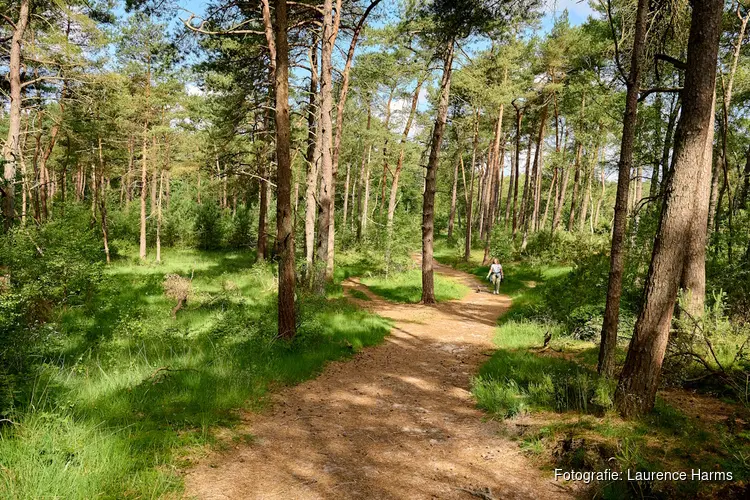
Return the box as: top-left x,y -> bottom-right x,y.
184,260 -> 570,499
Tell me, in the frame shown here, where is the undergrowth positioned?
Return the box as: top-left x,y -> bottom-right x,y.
436,239 -> 750,499
0,247 -> 391,498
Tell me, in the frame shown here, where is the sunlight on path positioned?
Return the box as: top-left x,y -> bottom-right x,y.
184,261 -> 570,499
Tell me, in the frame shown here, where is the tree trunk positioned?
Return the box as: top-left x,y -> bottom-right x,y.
615,0 -> 722,417
98,137 -> 111,264
139,121 -> 148,261
580,144 -> 598,231
342,163 -> 351,237
740,146 -> 750,208
156,169 -> 163,264
540,165 -> 556,231
304,42 -> 319,280
598,0 -> 650,378
356,103 -> 373,241
257,161 -> 269,260
483,141 -> 505,265
510,105 -> 524,235
679,93 -> 715,316
274,0 -> 296,339
1,0 -> 30,231
568,143 -> 583,231
315,0 -> 338,286
387,79 -> 423,269
530,105 -> 547,232
465,110 -> 479,261
422,39 -> 454,304
519,132 -> 533,234
448,153 -> 459,240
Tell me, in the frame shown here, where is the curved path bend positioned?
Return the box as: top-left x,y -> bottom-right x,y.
184,260 -> 570,499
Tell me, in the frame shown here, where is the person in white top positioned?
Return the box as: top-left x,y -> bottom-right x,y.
486,258 -> 504,295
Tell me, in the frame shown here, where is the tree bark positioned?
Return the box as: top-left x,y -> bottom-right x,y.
357,104 -> 372,241
568,143 -> 583,231
98,137 -> 111,264
315,0 -> 339,286
598,0 -> 650,377
448,153 -> 459,240
615,0 -> 722,417
510,104 -> 524,236
422,39 -> 454,304
274,0 -> 296,339
531,105 -> 547,232
304,43 -> 319,280
342,163 -> 351,237
139,120 -> 148,261
465,109 -> 479,261
2,0 -> 30,230
680,93 -> 715,316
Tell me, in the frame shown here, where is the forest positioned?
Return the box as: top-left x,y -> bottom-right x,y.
1,0 -> 750,498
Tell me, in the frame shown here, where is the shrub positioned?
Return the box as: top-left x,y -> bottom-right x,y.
0,204 -> 104,412
194,202 -> 224,250
228,204 -> 254,249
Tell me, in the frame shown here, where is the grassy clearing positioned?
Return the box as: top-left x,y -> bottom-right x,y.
361,269 -> 470,303
334,248 -> 470,303
0,247 -> 391,498
437,241 -> 750,498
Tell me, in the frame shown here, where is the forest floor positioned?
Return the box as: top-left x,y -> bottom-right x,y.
184,259 -> 570,499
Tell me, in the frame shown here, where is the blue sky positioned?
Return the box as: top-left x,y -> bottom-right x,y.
172,0 -> 596,31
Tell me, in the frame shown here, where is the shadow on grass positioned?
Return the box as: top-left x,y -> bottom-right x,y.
361,269 -> 470,304
1,248 -> 392,498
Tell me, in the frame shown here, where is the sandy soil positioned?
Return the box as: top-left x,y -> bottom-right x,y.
183,260 -> 571,499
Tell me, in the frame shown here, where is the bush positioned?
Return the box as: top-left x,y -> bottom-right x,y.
521,230 -> 608,264
0,205 -> 105,412
194,202 -> 225,250
228,204 -> 254,249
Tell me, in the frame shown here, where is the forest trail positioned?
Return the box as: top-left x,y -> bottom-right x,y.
184,260 -> 570,499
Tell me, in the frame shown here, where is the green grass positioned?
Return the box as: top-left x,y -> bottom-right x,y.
435,240 -> 750,497
348,289 -> 371,301
361,268 -> 470,303
0,246 -> 391,498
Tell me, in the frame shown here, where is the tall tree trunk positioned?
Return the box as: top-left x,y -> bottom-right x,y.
1,0 -> 30,231
594,165 -> 605,228
679,92 -> 715,316
510,104 -> 524,235
257,159 -> 268,261
580,143 -> 599,231
740,146 -> 750,208
304,43 -> 319,280
274,0 -> 296,339
483,142 -> 505,265
139,121 -> 148,261
568,143 -> 583,231
387,78 -> 423,269
540,166 -> 556,231
519,132 -> 533,234
615,0 -> 722,417
465,109 -> 479,261
98,137 -> 111,264
531,105 -> 547,232
315,0 -> 339,286
156,169 -> 163,264
342,163 -> 351,238
357,103 -> 372,241
422,39 -> 454,304
448,153 -> 459,240
598,0 -> 650,377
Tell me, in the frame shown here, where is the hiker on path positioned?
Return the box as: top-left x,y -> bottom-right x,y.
486,258 -> 504,295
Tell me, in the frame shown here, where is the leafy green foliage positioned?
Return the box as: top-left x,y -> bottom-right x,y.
194,202 -> 225,250
0,248 -> 391,498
